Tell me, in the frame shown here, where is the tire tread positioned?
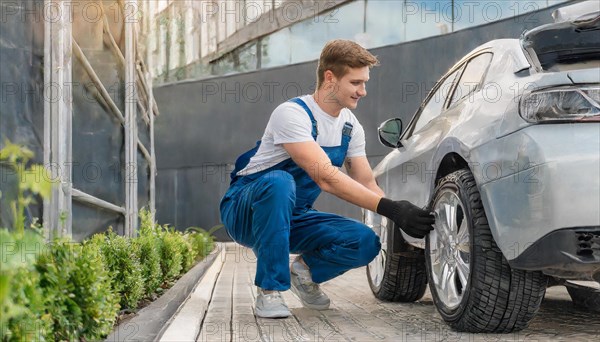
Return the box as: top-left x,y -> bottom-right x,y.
434,169 -> 547,333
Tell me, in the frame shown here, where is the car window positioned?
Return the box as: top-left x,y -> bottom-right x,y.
411,68 -> 461,134
449,53 -> 492,107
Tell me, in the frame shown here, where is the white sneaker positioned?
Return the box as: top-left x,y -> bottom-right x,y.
290,257 -> 331,310
255,288 -> 291,318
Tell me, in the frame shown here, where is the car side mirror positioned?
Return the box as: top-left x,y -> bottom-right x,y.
378,118 -> 403,148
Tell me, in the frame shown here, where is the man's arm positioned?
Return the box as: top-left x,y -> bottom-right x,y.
283,141 -> 382,212
283,140 -> 435,238
344,156 -> 385,197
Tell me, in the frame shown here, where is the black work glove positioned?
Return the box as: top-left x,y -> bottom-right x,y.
376,198 -> 435,239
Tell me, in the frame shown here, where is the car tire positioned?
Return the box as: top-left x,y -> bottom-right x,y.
365,212 -> 427,302
567,284 -> 600,312
426,169 -> 547,332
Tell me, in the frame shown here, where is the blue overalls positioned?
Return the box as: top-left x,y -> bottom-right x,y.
220,98 -> 380,291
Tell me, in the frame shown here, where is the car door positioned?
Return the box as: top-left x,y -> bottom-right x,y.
379,68 -> 463,223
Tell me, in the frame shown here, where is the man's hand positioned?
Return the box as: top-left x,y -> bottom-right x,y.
376,198 -> 435,238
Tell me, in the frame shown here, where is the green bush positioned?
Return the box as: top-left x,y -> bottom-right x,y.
1,215 -> 216,341
76,241 -> 120,339
134,229 -> 163,295
0,229 -> 50,341
186,226 -> 218,260
91,231 -> 144,309
0,145 -> 216,340
136,210 -> 164,294
178,232 -> 196,273
160,227 -> 183,282
7,265 -> 49,341
36,239 -> 119,341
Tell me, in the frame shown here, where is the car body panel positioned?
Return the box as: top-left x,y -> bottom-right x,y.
476,123 -> 600,260
372,36 -> 600,268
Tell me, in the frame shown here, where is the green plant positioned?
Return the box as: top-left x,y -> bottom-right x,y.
76,241 -> 120,339
160,226 -> 183,282
186,225 -> 219,259
36,239 -> 119,341
35,239 -> 80,340
0,140 -> 53,235
179,232 -> 196,272
137,209 -> 166,292
134,223 -> 163,295
0,229 -> 49,341
91,230 -> 144,309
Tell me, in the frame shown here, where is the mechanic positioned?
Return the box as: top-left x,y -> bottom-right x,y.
220,39 -> 434,318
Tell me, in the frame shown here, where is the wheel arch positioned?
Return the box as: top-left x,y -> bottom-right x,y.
434,152 -> 470,188
429,147 -> 512,266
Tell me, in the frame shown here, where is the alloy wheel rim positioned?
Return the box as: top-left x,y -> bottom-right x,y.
429,189 -> 471,309
367,211 -> 388,288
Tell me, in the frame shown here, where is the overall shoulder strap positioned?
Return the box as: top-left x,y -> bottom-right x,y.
288,97 -> 318,140
341,121 -> 354,146
342,122 -> 353,137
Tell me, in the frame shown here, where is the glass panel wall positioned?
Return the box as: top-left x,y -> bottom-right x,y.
261,28 -> 292,68
290,0 -> 365,64
453,0 -> 549,31
365,0 -> 406,48
179,0 -> 573,81
403,0 -> 453,41
212,41 -> 258,76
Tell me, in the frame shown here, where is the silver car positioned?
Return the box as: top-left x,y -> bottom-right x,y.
365,3 -> 600,333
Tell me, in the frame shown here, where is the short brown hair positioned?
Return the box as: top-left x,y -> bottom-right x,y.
316,39 -> 379,89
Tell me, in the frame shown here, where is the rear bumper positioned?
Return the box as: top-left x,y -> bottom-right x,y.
509,227 -> 600,281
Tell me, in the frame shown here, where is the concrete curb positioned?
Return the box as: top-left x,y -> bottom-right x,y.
157,242 -> 227,341
105,243 -> 224,342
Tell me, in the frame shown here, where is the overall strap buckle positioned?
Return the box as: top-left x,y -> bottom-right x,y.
342,122 -> 353,137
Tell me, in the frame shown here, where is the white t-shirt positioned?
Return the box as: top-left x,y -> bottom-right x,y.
238,95 -> 366,176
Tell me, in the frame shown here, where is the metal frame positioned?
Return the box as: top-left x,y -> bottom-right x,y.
124,0 -> 138,236
43,0 -> 158,239
43,0 -> 73,238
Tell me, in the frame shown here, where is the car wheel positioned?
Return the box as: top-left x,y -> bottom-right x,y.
365,210 -> 427,302
426,169 -> 547,332
567,283 -> 600,312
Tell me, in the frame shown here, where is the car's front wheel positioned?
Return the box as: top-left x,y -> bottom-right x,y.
426,169 -> 547,333
365,210 -> 427,302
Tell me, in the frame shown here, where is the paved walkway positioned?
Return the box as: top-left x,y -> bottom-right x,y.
161,243 -> 600,342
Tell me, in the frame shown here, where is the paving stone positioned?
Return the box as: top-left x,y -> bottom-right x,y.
196,246 -> 600,341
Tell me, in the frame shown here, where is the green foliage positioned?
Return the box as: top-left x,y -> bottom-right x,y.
0,229 -> 49,341
36,239 -> 118,341
75,242 -> 120,339
134,227 -> 163,295
160,227 -> 183,282
91,230 -> 144,309
186,225 -> 219,260
0,146 -> 218,341
179,232 -> 196,273
7,264 -> 49,341
0,140 -> 53,235
36,240 -> 80,340
1,207 -> 216,341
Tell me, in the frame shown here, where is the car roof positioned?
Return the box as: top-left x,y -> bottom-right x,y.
451,39 -> 530,75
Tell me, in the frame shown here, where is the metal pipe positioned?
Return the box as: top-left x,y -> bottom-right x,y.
125,0 -> 139,236
72,40 -> 126,124
72,189 -> 127,215
137,139 -> 152,163
43,0 -> 51,240
44,0 -> 74,237
142,0 -> 158,221
99,1 -> 150,125
148,57 -> 157,220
